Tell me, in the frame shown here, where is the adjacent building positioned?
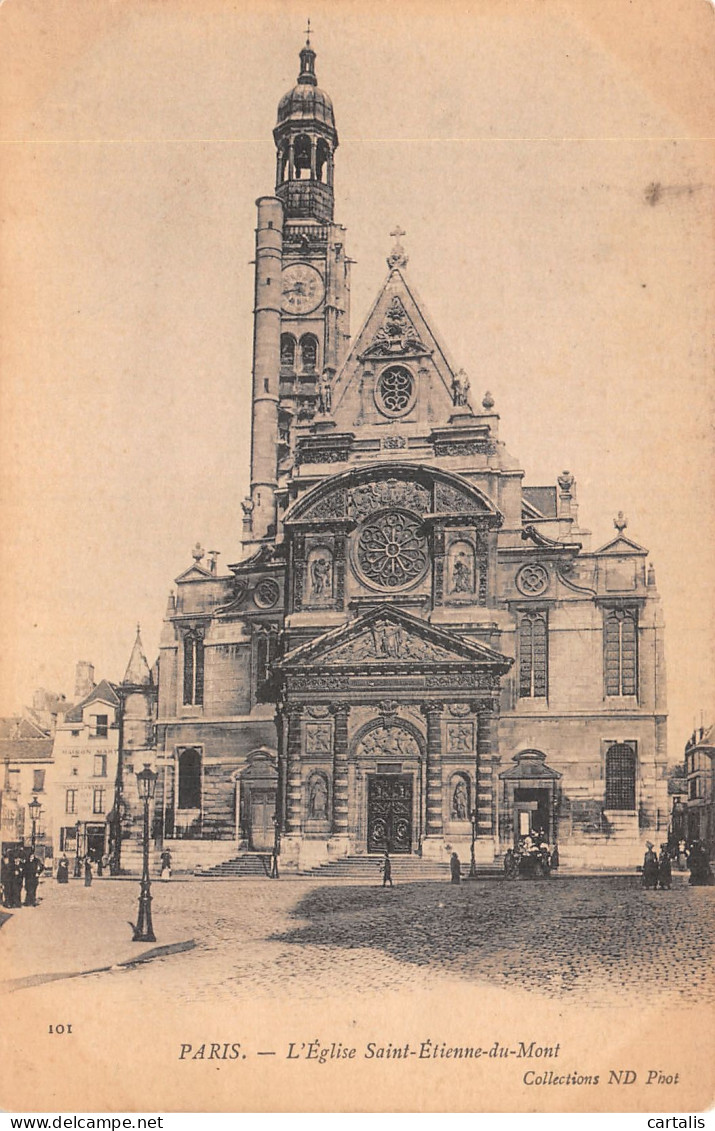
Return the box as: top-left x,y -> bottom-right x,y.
49,631 -> 157,868
684,723 -> 714,856
155,37 -> 669,872
0,717 -> 54,860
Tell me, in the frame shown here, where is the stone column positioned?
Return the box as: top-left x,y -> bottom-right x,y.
421,702 -> 445,845
476,699 -> 499,840
329,702 -> 350,838
284,705 -> 303,836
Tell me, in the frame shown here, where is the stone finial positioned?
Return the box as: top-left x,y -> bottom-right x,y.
241,497 -> 254,516
558,470 -> 574,493
482,391 -> 495,411
387,225 -> 408,270
192,541 -> 205,562
614,511 -> 628,534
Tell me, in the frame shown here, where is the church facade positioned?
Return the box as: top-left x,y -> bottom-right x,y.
155,39 -> 668,871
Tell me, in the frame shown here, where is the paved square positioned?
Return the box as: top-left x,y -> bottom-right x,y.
2,872 -> 713,1008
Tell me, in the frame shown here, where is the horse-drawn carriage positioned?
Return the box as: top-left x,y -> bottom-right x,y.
503,842 -> 552,880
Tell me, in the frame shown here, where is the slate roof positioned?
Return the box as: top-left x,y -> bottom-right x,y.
64,679 -> 120,724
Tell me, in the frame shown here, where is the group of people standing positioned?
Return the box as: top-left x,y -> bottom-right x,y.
642,840 -> 714,889
55,854 -> 95,886
1,849 -> 44,907
641,842 -> 672,890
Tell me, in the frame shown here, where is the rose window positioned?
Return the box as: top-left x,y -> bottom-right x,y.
515,563 -> 549,597
355,509 -> 429,590
374,366 -> 416,418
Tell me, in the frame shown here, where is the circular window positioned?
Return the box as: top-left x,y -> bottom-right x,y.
354,509 -> 429,591
374,366 -> 416,418
253,578 -> 280,608
515,563 -> 549,596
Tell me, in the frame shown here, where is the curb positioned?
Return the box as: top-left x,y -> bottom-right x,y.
2,939 -> 196,993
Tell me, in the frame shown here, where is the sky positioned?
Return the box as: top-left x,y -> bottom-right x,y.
0,0 -> 713,758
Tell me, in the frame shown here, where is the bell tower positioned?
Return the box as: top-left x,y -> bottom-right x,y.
247,30 -> 351,546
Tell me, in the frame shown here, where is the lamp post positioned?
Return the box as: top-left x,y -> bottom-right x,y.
28,796 -> 42,852
133,763 -> 158,942
469,808 -> 477,879
74,819 -> 82,877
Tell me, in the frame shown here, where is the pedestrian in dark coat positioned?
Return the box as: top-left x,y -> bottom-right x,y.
642,843 -> 659,889
450,851 -> 461,884
84,858 -> 93,887
10,854 -> 24,907
1,853 -> 13,906
96,855 -> 103,877
381,850 -> 393,887
657,845 -> 672,890
56,856 -> 69,884
23,853 -> 44,906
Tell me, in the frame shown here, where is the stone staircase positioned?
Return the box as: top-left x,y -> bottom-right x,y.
301,854 -> 464,881
196,853 -> 272,878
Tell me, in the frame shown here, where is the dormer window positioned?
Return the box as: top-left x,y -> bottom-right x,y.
91,714 -> 108,738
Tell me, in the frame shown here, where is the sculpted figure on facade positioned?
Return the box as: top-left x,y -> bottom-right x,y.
451,778 -> 469,820
307,774 -> 329,820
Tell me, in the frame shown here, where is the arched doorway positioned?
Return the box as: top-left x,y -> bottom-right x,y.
500,750 -> 562,846
238,752 -> 278,851
353,720 -> 424,854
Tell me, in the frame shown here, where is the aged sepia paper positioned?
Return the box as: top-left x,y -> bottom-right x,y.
0,0 -> 713,1114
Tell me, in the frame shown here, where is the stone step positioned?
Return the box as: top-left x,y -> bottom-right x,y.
197,855 -> 271,878
300,854 -> 501,880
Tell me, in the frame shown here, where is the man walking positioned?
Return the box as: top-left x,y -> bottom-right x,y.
23,852 -> 44,906
381,850 -> 393,888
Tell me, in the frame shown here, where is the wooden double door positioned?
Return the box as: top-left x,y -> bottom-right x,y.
367,774 -> 413,854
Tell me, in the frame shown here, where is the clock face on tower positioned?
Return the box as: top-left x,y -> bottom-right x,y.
281,263 -> 325,315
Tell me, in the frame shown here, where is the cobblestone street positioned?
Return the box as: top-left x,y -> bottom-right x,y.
2,871 -> 713,1008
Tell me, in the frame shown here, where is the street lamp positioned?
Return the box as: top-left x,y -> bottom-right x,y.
469,808 -> 477,879
74,819 -> 82,877
133,763 -> 158,943
28,796 -> 42,852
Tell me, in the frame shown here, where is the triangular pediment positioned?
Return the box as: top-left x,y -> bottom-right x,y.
595,535 -> 648,556
174,563 -> 215,584
330,268 -> 463,429
279,605 -> 512,671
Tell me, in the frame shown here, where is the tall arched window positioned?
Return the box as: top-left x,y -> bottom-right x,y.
519,612 -> 548,698
183,629 -> 204,706
280,333 -> 296,369
178,747 -> 202,810
605,742 -> 636,810
316,139 -> 330,183
294,134 -> 311,179
604,609 -> 638,696
300,333 -> 318,372
279,144 -> 290,182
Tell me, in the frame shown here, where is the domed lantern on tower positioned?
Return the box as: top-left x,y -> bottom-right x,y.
273,25 -> 338,222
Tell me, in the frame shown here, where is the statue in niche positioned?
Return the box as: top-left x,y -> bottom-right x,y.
308,776 -> 328,820
451,779 -> 469,820
450,549 -> 474,594
310,554 -> 333,598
